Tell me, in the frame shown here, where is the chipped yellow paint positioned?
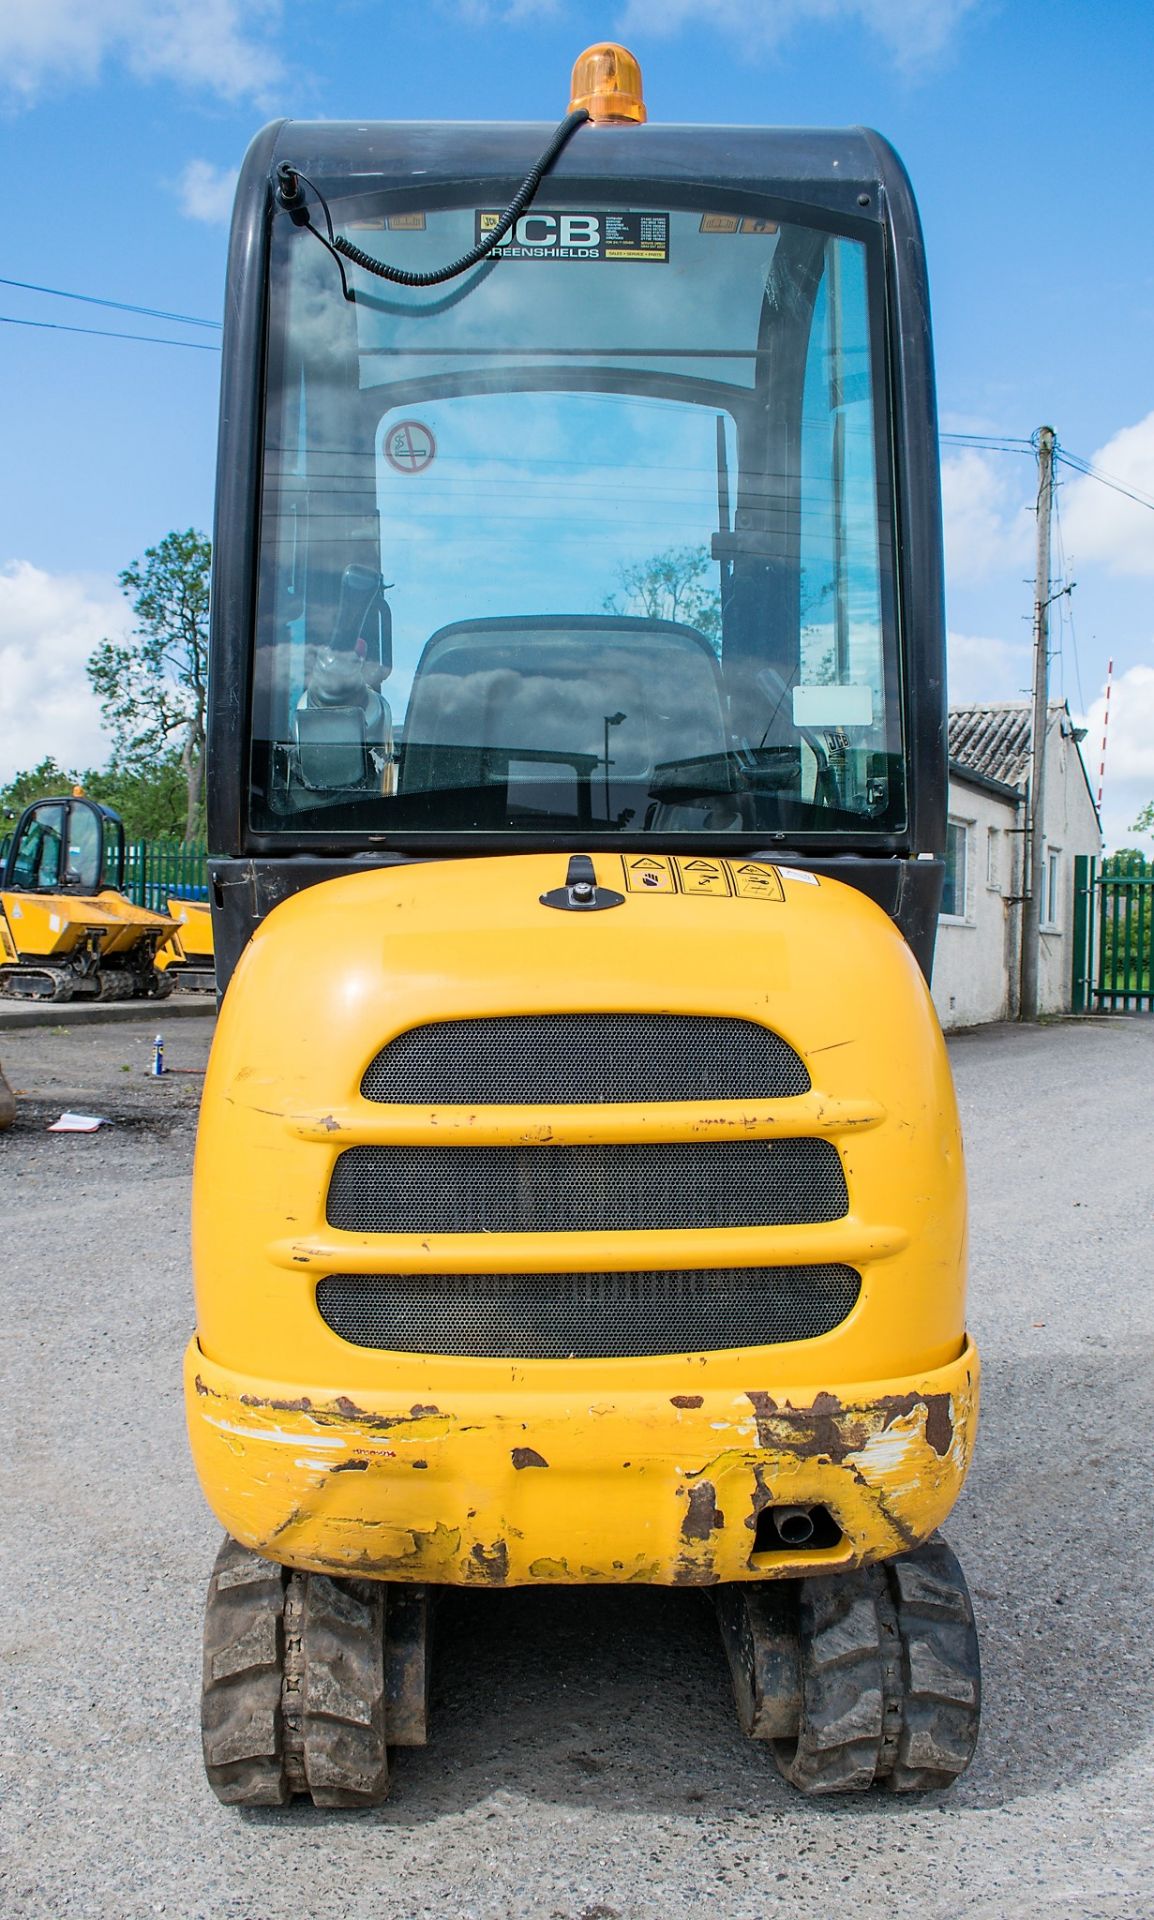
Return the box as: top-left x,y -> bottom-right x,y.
187,850 -> 976,1586
185,1339 -> 978,1585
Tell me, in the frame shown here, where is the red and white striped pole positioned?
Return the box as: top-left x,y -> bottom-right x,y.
1096,657 -> 1113,814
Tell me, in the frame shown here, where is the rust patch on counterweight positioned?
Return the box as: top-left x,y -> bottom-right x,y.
511,1447 -> 549,1470
469,1539 -> 510,1582
670,1394 -> 704,1409
744,1386 -> 954,1462
681,1481 -> 725,1542
878,1390 -> 954,1457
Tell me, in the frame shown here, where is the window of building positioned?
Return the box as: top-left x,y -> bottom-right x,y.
941,818 -> 968,919
1044,846 -> 1062,928
986,825 -> 1001,892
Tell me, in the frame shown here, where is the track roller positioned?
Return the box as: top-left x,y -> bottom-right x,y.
201,1535 -> 430,1808
716,1534 -> 980,1795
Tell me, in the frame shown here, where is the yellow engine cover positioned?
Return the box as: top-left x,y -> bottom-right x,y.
186,853 -> 977,1587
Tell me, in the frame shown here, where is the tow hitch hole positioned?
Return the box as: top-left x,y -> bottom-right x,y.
752,1504 -> 842,1554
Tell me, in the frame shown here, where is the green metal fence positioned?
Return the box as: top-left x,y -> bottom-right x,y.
1072,852 -> 1154,1013
123,838 -> 208,913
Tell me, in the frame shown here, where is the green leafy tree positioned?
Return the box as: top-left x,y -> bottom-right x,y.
604,544 -> 721,650
1132,801 -> 1154,838
87,529 -> 210,842
85,753 -> 191,839
0,757 -> 79,817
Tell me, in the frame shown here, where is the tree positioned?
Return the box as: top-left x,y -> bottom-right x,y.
87,529 -> 210,842
1132,801 -> 1154,838
604,544 -> 721,650
0,757 -> 79,818
85,754 -> 191,839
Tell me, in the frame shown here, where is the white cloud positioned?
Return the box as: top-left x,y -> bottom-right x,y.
947,629 -> 1030,705
177,160 -> 240,226
0,562 -> 123,781
941,447 -> 1034,587
613,0 -> 979,69
1081,662 -> 1154,852
0,0 -> 283,107
1061,412 -> 1154,579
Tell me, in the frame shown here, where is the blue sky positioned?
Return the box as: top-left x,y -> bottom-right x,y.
1,0 -> 1151,845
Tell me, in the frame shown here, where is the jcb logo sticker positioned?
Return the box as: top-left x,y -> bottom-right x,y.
620,856 -> 787,902
476,210 -> 669,262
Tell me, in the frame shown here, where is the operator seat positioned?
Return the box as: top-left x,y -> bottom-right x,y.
398,615 -> 729,804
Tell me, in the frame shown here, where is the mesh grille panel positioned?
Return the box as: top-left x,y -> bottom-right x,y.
326,1138 -> 847,1234
361,1014 -> 810,1104
315,1264 -> 861,1358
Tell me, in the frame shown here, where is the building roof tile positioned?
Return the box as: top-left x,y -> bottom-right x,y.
948,700 -> 1073,792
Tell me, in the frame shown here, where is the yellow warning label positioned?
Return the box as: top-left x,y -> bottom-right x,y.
740,217 -> 779,235
621,854 -> 677,894
728,861 -> 785,902
388,212 -> 427,231
673,856 -> 732,897
699,213 -> 739,233
621,856 -> 786,901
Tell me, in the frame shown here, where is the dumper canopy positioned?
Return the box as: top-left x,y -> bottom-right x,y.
2,795 -> 125,894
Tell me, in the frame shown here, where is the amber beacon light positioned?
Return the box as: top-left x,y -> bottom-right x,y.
568,42 -> 647,123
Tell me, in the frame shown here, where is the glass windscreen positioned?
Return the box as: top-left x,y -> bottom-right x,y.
252,192 -> 902,838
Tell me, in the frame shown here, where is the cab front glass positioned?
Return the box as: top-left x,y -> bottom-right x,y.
251,187 -> 903,841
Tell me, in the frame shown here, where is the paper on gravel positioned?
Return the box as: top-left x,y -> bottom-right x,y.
47,1112 -> 109,1132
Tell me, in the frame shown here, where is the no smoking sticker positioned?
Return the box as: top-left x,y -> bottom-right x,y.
384,420 -> 436,473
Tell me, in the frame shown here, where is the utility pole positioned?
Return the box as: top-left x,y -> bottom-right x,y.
1019,425 -> 1056,1022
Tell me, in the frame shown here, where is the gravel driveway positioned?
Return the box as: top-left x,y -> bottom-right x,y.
1,1013 -> 1151,1920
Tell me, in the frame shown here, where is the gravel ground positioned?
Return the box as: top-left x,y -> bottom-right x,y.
1,1013 -> 1151,1920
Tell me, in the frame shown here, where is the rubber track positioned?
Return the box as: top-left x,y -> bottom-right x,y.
882,1535 -> 981,1792
773,1536 -> 980,1796
201,1536 -> 290,1806
290,1572 -> 389,1807
202,1539 -> 390,1808
774,1568 -> 889,1792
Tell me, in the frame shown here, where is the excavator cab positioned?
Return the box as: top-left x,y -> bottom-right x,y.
0,795 -> 173,1001
188,46 -> 981,1808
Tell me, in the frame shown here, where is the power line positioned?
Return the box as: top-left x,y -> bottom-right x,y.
0,313 -> 221,352
1055,447 -> 1154,515
940,431 -> 1035,453
1050,475 -> 1085,712
0,275 -> 221,331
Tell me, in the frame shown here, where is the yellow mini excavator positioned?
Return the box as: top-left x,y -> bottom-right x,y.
0,793 -> 174,1001
186,45 -> 982,1806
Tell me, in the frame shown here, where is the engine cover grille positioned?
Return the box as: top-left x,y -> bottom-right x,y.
326,1138 -> 847,1235
315,1264 -> 862,1358
360,1013 -> 810,1104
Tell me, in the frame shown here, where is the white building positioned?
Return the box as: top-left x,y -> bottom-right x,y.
932,701 -> 1101,1030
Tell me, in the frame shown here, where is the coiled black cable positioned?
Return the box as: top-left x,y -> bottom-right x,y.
278,109 -> 590,294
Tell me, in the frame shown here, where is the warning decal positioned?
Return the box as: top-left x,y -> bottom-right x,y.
476,210 -> 669,262
728,862 -> 786,902
674,856 -> 731,897
620,857 -> 785,901
622,854 -> 677,894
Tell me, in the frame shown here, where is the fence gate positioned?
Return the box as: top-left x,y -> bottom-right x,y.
1073,853 -> 1154,1013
